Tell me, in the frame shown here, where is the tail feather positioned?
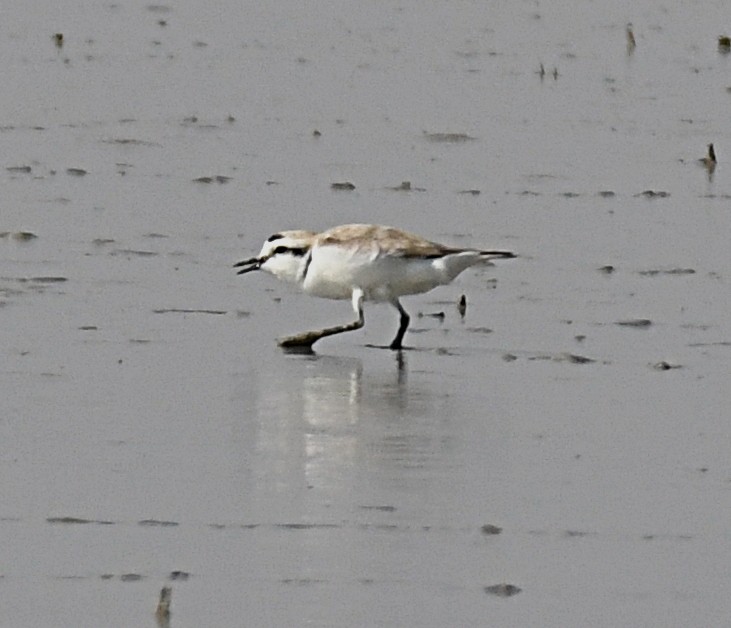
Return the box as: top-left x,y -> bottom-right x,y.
479,249 -> 516,260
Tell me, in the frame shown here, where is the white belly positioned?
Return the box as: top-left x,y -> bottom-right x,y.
301,246 -> 482,301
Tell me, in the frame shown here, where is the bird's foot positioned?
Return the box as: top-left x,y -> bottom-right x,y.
277,330 -> 322,352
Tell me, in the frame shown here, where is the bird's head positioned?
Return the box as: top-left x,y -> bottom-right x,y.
234,230 -> 316,284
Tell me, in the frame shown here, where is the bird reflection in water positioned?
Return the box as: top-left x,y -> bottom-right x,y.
299,352 -> 408,490
238,344 -> 452,512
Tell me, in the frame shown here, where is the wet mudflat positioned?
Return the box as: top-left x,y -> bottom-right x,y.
2,1 -> 731,626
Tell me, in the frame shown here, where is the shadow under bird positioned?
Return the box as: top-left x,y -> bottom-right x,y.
234,223 -> 515,350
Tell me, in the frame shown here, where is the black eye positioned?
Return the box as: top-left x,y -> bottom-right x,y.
273,245 -> 288,255
267,233 -> 284,243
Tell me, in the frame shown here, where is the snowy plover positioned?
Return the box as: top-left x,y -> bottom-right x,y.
235,223 -> 515,350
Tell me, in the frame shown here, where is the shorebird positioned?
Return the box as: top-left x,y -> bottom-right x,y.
234,224 -> 515,350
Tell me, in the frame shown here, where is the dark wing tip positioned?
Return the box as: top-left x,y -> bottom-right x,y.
481,250 -> 517,259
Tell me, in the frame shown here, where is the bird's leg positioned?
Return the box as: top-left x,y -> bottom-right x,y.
278,288 -> 365,350
389,298 -> 410,350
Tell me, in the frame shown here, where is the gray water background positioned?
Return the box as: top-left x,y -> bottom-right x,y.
1,1 -> 730,626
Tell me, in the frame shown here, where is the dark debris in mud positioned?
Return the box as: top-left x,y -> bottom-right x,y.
110,248 -> 158,257
652,361 -> 682,371
360,505 -> 397,512
153,308 -> 226,315
524,352 -> 602,364
386,180 -> 426,192
638,268 -> 695,277
102,138 -> 161,147
331,181 -> 356,191
423,131 -> 476,143
634,189 -> 669,198
564,529 -> 593,538
484,583 -> 522,597
467,327 -> 492,334
480,524 -> 503,535
615,318 -> 652,328
193,175 -> 231,184
0,231 -> 37,241
46,516 -> 114,525
558,353 -> 596,364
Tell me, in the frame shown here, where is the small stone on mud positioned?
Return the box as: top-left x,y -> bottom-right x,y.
424,132 -> 476,143
6,231 -> 38,241
484,583 -> 521,597
635,190 -> 669,198
47,516 -> 92,524
480,524 -> 502,535
30,276 -> 67,283
652,361 -> 681,371
138,519 -> 179,527
193,174 -> 231,183
559,353 -> 596,364
638,268 -> 695,276
615,318 -> 652,328
331,181 -> 356,191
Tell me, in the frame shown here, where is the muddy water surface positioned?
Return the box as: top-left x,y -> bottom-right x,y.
2,1 -> 731,626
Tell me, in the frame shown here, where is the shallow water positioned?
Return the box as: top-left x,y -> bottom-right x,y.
2,1 -> 731,626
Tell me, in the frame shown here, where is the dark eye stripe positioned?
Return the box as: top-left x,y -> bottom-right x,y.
267,233 -> 284,242
273,246 -> 307,257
